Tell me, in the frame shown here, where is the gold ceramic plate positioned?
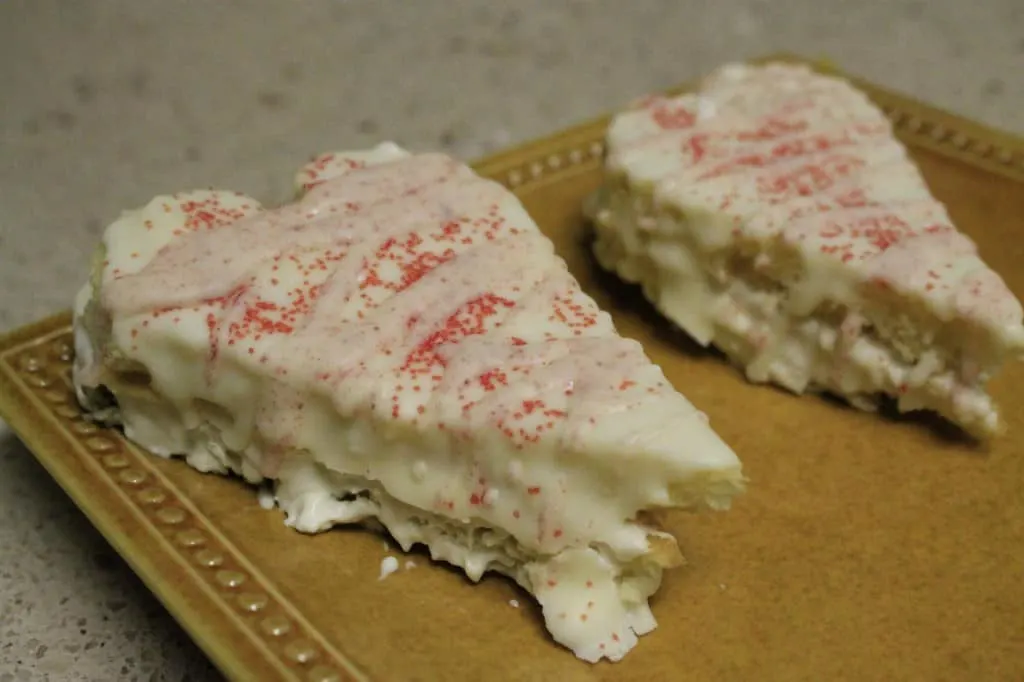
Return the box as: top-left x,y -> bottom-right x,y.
2,55 -> 1024,682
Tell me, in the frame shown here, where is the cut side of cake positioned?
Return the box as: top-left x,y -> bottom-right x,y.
587,62 -> 1024,437
72,142 -> 744,662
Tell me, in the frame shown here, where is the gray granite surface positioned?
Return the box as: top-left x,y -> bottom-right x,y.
1,0 -> 1021,679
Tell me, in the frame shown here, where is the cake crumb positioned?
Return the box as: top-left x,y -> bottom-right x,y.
379,556 -> 399,581
404,560 -> 417,570
509,599 -> 520,608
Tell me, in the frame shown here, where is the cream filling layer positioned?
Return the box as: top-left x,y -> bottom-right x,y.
76,357 -> 665,662
589,184 -> 1000,435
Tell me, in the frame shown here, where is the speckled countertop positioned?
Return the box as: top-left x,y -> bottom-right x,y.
0,1 -> 1021,679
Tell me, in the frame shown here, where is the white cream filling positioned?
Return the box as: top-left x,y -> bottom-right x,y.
91,378 -> 664,662
272,453 -> 662,662
590,185 -> 999,435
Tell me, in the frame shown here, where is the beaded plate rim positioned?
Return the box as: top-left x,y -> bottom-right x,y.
2,54 -> 1023,682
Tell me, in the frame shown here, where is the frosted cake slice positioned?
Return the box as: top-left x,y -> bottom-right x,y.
72,143 -> 744,662
587,62 -> 1024,437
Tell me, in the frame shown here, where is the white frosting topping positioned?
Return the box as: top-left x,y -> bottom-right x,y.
74,145 -> 744,662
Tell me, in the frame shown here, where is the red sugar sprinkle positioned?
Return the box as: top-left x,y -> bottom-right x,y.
402,293 -> 515,380
522,400 -> 543,415
478,368 -> 508,391
650,101 -> 696,130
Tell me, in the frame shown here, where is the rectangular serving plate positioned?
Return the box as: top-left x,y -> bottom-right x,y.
2,54 -> 1024,682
